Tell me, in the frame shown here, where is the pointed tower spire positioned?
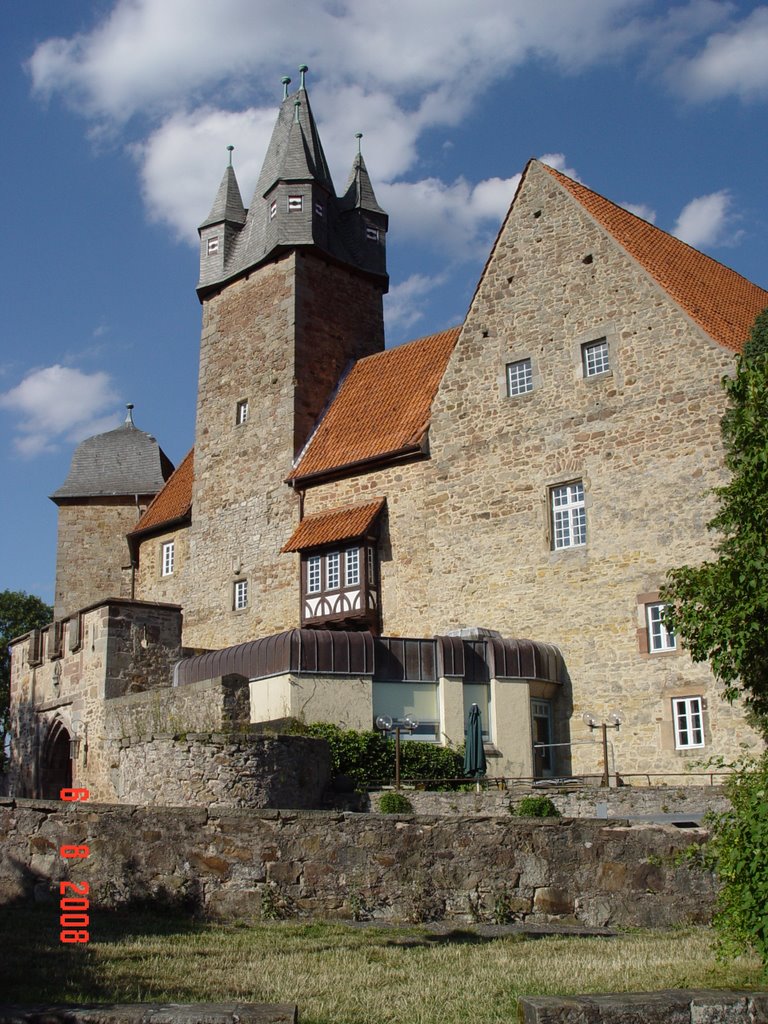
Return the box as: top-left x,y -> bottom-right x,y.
197,147 -> 247,290
338,132 -> 388,277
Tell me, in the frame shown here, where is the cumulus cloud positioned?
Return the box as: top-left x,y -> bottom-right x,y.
385,273 -> 449,333
672,190 -> 740,248
620,202 -> 657,223
0,365 -> 121,457
671,7 -> 768,102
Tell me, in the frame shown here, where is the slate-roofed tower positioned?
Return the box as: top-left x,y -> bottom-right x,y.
188,67 -> 389,648
50,406 -> 174,619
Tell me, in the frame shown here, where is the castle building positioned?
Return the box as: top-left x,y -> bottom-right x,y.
8,69 -> 768,802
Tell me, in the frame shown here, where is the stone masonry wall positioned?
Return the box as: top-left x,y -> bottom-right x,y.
134,524 -> 192,610
2,799 -> 715,928
114,733 -> 330,809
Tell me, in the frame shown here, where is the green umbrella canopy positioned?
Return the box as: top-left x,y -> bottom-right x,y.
464,702 -> 487,778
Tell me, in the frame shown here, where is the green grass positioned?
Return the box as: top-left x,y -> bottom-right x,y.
1,905 -> 764,1024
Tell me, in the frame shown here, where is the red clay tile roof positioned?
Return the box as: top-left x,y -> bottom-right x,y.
288,326 -> 460,482
282,498 -> 386,552
541,162 -> 768,353
131,448 -> 194,535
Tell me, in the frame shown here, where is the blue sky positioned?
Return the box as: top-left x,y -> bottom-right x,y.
2,0 -> 767,607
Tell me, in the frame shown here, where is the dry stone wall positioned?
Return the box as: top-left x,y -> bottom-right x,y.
2,799 -> 715,929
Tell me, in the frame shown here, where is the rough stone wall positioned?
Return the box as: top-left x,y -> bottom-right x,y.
185,248 -> 385,652
114,733 -> 330,809
53,500 -> 143,619
1,799 -> 715,928
299,161 -> 761,776
8,601 -> 182,802
134,525 -> 192,609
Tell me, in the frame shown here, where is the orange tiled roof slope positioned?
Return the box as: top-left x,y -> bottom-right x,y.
131,448 -> 194,534
282,498 -> 386,552
288,326 -> 461,482
542,163 -> 768,353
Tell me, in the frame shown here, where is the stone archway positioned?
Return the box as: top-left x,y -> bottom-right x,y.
39,719 -> 72,799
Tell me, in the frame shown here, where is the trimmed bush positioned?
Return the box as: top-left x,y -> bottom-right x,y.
378,792 -> 413,814
511,795 -> 561,818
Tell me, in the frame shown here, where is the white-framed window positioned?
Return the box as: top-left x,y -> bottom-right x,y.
326,551 -> 340,590
287,195 -> 303,212
236,399 -> 249,425
233,579 -> 248,611
551,481 -> 586,549
647,603 -> 676,652
366,226 -> 379,241
506,357 -> 533,397
673,696 -> 704,749
582,338 -> 610,377
307,555 -> 321,594
269,200 -> 277,220
345,547 -> 360,586
161,540 -> 175,577
207,236 -> 220,255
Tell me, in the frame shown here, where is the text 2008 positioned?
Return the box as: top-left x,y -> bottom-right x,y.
59,787 -> 90,943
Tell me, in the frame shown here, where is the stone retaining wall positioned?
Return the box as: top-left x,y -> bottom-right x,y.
518,991 -> 768,1023
1,800 -> 715,927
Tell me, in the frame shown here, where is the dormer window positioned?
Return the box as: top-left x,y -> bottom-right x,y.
366,226 -> 379,241
207,236 -> 220,255
269,200 -> 277,220
288,196 -> 303,212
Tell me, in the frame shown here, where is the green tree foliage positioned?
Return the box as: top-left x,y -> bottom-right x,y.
511,795 -> 560,818
1,590 -> 53,763
691,755 -> 768,971
304,722 -> 463,790
661,308 -> 768,715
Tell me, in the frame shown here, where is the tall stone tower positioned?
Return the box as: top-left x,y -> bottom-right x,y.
50,406 -> 174,619
187,66 -> 389,648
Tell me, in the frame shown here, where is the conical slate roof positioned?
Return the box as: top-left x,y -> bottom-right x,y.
199,163 -> 246,229
51,409 -> 174,501
340,151 -> 386,216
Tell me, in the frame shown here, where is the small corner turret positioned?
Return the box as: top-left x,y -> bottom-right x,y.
196,65 -> 388,300
197,145 -> 247,292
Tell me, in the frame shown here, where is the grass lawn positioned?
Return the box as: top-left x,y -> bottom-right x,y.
1,905 -> 764,1024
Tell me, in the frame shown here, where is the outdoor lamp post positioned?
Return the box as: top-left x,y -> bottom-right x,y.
582,710 -> 623,787
375,714 -> 419,789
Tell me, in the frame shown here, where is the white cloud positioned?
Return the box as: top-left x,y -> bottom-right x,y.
672,7 -> 768,102
672,190 -> 740,248
385,273 -> 448,333
0,365 -> 121,457
620,202 -> 657,223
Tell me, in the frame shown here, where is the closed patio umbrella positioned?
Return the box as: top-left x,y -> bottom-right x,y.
464,702 -> 487,779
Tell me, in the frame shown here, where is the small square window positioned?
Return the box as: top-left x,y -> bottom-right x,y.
161,540 -> 175,577
233,579 -> 248,610
647,603 -> 676,652
582,338 -> 609,377
366,226 -> 379,241
673,696 -> 704,749
269,200 -> 277,220
207,236 -> 220,255
551,481 -> 586,549
287,196 -> 303,212
236,399 -> 249,425
506,358 -> 533,397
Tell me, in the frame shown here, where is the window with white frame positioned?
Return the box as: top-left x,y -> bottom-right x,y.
647,603 -> 676,652
345,547 -> 360,586
551,481 -> 586,549
233,579 -> 248,610
269,200 -> 277,220
236,399 -> 249,425
161,540 -> 175,576
506,357 -> 533,397
326,551 -> 340,590
582,338 -> 609,377
307,554 -> 322,594
287,195 -> 303,212
673,696 -> 704,749
206,236 -> 220,255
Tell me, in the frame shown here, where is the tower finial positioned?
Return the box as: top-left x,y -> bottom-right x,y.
125,403 -> 135,426
355,132 -> 363,155
281,75 -> 291,100
227,144 -> 234,166
294,98 -> 301,124
299,64 -> 308,90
